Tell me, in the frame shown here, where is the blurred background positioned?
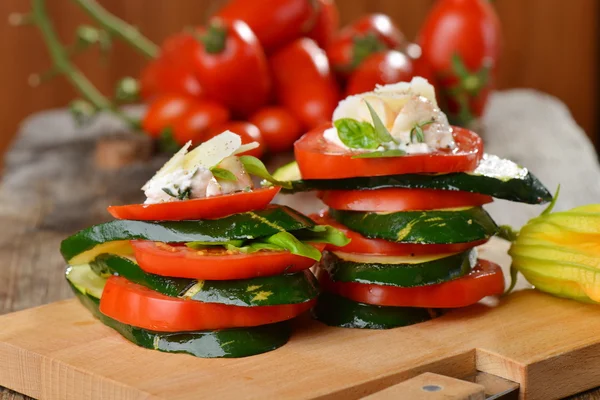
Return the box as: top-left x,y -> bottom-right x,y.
0,0 -> 598,156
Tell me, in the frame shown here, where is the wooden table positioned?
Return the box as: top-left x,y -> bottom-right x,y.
0,90 -> 599,399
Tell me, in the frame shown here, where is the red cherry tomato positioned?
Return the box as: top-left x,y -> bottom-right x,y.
320,259 -> 505,308
312,212 -> 488,256
191,19 -> 271,117
417,0 -> 501,126
249,107 -> 303,152
107,187 -> 280,221
131,241 -> 324,280
319,188 -> 493,212
327,13 -> 405,78
141,94 -> 195,138
100,276 -> 316,332
207,121 -> 266,158
346,50 -> 414,95
294,124 -> 483,179
171,100 -> 230,145
307,0 -> 340,49
270,38 -> 340,130
215,0 -> 318,53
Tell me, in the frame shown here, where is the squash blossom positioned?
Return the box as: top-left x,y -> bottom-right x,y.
508,188 -> 600,303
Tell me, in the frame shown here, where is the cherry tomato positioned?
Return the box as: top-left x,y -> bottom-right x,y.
319,188 -> 493,212
249,107 -> 303,152
141,94 -> 195,138
107,187 -> 280,221
294,124 -> 483,179
270,38 -> 340,130
191,19 -> 271,117
307,0 -> 340,49
417,0 -> 501,126
100,276 -> 316,332
346,50 -> 414,95
312,212 -> 488,255
327,14 -> 405,78
207,121 -> 266,158
320,259 -> 505,308
171,100 -> 230,145
131,241 -> 325,280
215,0 -> 318,53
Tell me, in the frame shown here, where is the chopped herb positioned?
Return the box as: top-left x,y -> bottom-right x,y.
161,187 -> 178,198
364,100 -> 395,143
410,119 -> 435,143
210,166 -> 237,182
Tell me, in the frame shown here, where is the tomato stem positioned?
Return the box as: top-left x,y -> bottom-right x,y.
199,22 -> 228,54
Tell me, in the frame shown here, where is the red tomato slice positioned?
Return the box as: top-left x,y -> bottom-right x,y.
318,188 -> 493,212
312,212 -> 488,255
131,241 -> 324,280
320,259 -> 504,308
294,124 -> 483,179
100,276 -> 316,332
108,187 -> 280,221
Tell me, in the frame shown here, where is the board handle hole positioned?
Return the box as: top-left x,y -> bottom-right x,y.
421,384 -> 442,392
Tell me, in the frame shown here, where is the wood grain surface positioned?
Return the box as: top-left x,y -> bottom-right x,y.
0,91 -> 599,399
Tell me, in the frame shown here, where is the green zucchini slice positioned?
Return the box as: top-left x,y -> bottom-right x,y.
313,292 -> 443,329
61,205 -> 314,264
90,255 -> 319,307
321,250 -> 476,287
329,207 -> 498,244
272,157 -> 551,204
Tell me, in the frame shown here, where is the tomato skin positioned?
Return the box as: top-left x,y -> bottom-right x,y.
100,276 -> 316,332
131,241 -> 325,280
326,13 -> 405,78
107,187 -> 280,221
294,124 -> 484,179
207,121 -> 266,158
312,212 -> 488,255
320,259 -> 505,308
142,94 -> 195,138
346,50 -> 414,96
171,101 -> 230,145
215,0 -> 318,53
307,0 -> 340,49
249,107 -> 303,152
191,19 -> 271,117
417,0 -> 501,125
319,188 -> 493,212
270,38 -> 340,130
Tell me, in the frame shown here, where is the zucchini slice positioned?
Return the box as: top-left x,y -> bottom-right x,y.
321,250 -> 476,287
90,255 -> 319,307
272,157 -> 551,204
312,292 -> 442,329
329,207 -> 498,244
61,205 -> 314,264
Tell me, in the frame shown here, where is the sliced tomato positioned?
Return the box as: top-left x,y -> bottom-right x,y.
319,188 -> 493,212
320,259 -> 504,308
294,124 -> 483,179
312,212 -> 488,255
131,241 -> 324,280
100,276 -> 315,332
108,187 -> 280,221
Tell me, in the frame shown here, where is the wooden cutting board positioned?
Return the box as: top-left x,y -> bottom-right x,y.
0,238 -> 599,400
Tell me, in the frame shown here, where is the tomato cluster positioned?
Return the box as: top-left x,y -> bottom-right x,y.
139,0 -> 501,156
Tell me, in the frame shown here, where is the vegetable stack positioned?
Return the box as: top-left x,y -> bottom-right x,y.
60,132 -> 348,357
273,77 -> 552,329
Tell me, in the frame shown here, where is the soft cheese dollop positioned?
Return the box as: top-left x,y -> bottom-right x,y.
328,77 -> 455,154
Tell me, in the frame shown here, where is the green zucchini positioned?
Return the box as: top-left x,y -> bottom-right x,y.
329,207 -> 498,244
321,250 -> 475,287
313,292 -> 442,329
61,205 -> 314,264
91,255 -> 319,307
272,157 -> 551,204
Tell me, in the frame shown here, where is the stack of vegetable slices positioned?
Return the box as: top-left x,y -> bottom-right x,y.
60,132 -> 348,358
273,134 -> 553,330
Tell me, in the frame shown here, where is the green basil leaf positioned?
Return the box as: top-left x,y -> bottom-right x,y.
352,149 -> 406,159
238,155 -> 292,189
210,167 -> 237,181
364,100 -> 395,143
263,231 -> 323,261
334,118 -> 380,149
